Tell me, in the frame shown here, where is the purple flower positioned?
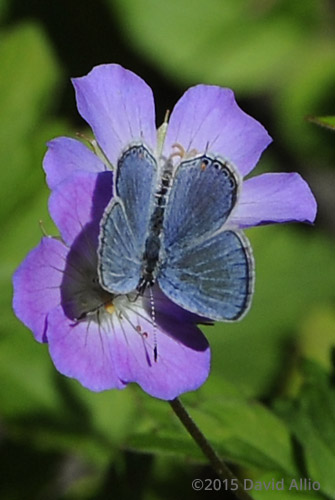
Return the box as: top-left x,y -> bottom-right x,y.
13,64 -> 316,400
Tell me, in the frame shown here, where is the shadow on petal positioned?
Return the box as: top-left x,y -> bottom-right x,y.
60,171 -> 114,321
60,221 -> 112,321
143,286 -> 211,352
156,313 -> 210,352
91,170 -> 113,223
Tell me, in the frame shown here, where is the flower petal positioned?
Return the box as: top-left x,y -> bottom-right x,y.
112,304 -> 211,400
49,170 -> 113,245
164,85 -> 271,176
72,64 -> 157,166
43,137 -> 106,190
47,306 -> 126,391
12,237 -> 68,342
230,173 -> 317,228
47,300 -> 210,399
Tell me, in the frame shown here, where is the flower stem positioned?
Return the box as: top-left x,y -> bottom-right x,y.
169,397 -> 254,500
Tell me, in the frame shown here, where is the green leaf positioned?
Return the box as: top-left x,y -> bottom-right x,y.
306,115 -> 335,131
128,380 -> 297,475
0,22 -> 61,223
190,398 -> 297,475
275,362 -> 335,499
299,305 -> 335,371
65,379 -> 136,449
0,327 -> 62,417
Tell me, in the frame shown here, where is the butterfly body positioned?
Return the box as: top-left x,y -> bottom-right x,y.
139,157 -> 174,292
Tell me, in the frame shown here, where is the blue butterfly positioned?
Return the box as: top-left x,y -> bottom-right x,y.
98,143 -> 253,321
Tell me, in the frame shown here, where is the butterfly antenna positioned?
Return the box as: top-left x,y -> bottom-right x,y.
149,286 -> 158,362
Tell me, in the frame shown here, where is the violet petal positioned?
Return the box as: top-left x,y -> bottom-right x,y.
12,237 -> 68,342
43,137 -> 106,189
72,64 -> 157,166
112,309 -> 211,400
47,300 -> 210,399
48,170 -> 113,245
230,172 -> 317,228
164,85 -> 271,176
47,306 -> 126,391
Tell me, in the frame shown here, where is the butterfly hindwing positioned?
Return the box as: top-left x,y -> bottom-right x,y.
98,200 -> 144,293
159,229 -> 253,320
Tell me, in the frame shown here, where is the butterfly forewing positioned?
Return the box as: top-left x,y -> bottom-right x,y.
162,155 -> 239,249
98,144 -> 157,294
115,144 -> 158,240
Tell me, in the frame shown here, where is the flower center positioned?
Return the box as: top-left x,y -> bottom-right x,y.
104,301 -> 115,315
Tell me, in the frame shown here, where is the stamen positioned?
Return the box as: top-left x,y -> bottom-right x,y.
75,132 -> 115,170
170,143 -> 199,161
136,325 -> 149,338
104,301 -> 115,314
170,143 -> 186,159
188,148 -> 199,157
39,220 -> 50,237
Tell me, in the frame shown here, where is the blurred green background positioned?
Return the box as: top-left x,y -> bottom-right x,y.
1,0 -> 334,499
